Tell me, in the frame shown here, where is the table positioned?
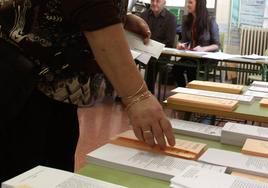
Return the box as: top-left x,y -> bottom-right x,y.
157,49 -> 268,100
165,86 -> 268,124
78,134 -> 240,188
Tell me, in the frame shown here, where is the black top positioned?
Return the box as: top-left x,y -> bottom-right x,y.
0,0 -> 128,79
140,8 -> 177,48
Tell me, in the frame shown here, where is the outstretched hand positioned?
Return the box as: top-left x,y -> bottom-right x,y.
125,95 -> 175,149
124,13 -> 151,44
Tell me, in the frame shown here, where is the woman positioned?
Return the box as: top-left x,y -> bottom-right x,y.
173,0 -> 220,87
0,0 -> 175,182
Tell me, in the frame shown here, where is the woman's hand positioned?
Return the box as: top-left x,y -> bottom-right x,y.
126,95 -> 175,149
124,13 -> 151,44
192,45 -> 206,52
176,42 -> 189,50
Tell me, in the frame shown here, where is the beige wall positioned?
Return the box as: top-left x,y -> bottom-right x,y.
216,0 -> 240,54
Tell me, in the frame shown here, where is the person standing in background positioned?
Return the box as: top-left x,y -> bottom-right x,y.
173,0 -> 220,87
140,0 -> 177,94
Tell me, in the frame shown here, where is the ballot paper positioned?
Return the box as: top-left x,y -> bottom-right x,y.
171,87 -> 254,104
125,30 -> 165,59
1,166 -> 126,188
221,122 -> 268,146
169,118 -> 222,141
86,144 -> 226,181
170,166 -> 268,188
198,148 -> 268,178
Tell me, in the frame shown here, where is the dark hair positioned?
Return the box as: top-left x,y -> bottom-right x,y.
184,0 -> 209,37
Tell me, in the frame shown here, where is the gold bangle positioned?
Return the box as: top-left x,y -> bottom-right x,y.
122,81 -> 145,100
125,91 -> 152,111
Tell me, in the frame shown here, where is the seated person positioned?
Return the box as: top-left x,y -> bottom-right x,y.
172,0 -> 220,87
140,0 -> 176,94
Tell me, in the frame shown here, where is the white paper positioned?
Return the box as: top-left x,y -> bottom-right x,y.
136,52 -> 152,65
198,148 -> 268,177
252,81 -> 268,88
249,86 -> 268,93
242,54 -> 268,60
125,30 -> 164,59
163,47 -> 207,57
244,90 -> 268,99
170,166 -> 268,188
169,118 -> 222,141
86,144 -> 226,181
222,122 -> 268,138
171,87 -> 254,104
130,49 -> 141,59
1,166 -> 125,188
202,52 -> 241,60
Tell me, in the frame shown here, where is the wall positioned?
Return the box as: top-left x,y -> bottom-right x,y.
216,0 -> 240,54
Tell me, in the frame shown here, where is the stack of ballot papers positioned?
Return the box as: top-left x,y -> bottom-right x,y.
198,148 -> 268,178
171,87 -> 254,104
244,90 -> 268,99
167,93 -> 238,111
169,118 -> 222,141
260,98 -> 268,107
86,144 -> 226,181
251,81 -> 268,88
242,54 -> 268,60
162,47 -> 207,57
248,86 -> 268,93
221,122 -> 268,146
1,166 -> 126,188
242,138 -> 268,158
231,171 -> 268,183
187,80 -> 244,94
170,166 -> 268,188
125,30 -> 165,64
110,130 -> 206,160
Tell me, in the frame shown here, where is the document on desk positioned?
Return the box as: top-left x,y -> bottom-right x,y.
86,144 -> 226,181
163,47 -> 207,57
1,166 -> 126,188
125,30 -> 165,59
244,90 -> 268,99
242,138 -> 268,158
249,86 -> 268,93
221,122 -> 268,146
172,87 -> 254,104
170,166 -> 268,188
169,118 -> 222,141
198,148 -> 268,177
242,54 -> 268,60
111,130 -> 206,160
251,81 -> 268,88
202,52 -> 241,60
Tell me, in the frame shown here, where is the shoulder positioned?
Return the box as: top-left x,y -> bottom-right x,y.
209,16 -> 217,24
165,8 -> 176,18
140,9 -> 149,17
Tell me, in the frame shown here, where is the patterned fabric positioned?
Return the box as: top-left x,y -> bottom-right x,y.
0,0 -> 128,105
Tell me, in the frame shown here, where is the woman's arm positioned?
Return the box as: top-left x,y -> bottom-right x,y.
84,23 -> 175,149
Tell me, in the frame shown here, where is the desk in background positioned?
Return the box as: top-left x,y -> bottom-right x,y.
157,49 -> 268,100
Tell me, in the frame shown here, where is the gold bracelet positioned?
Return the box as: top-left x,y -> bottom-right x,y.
122,81 -> 145,100
125,91 -> 152,111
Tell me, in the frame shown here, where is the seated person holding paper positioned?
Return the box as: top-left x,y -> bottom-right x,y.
140,0 -> 176,94
172,0 -> 220,87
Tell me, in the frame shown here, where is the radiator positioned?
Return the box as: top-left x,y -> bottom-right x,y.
240,26 -> 268,55
235,27 -> 268,85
